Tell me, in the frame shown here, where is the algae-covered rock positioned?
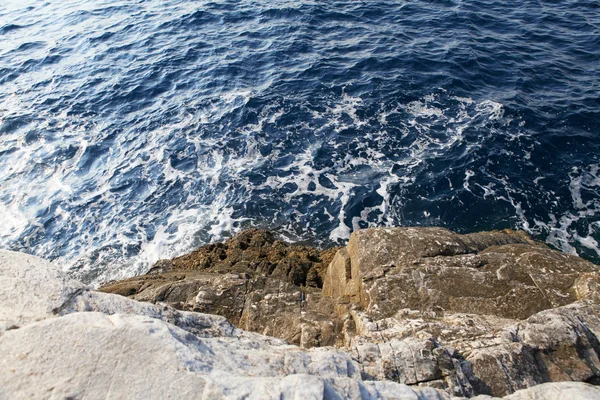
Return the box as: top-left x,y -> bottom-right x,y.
100,229 -> 341,347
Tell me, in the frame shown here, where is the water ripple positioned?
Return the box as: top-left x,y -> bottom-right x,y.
0,0 -> 598,285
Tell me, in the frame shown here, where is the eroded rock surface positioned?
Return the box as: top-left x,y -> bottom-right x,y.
100,229 -> 343,347
322,227 -> 600,397
323,227 -> 597,320
101,227 -> 600,398
0,249 -> 452,399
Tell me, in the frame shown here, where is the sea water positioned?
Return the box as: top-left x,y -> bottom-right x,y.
0,0 -> 598,285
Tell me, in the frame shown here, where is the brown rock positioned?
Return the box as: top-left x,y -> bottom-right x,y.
323,227 -> 596,320
321,227 -> 600,397
100,229 -> 341,347
101,226 -> 600,397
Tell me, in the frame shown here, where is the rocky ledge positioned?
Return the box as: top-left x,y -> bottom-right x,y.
99,227 -> 600,398
1,227 -> 599,399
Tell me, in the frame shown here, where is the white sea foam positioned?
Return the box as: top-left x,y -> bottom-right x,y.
505,165 -> 600,258
330,93 -> 367,128
405,100 -> 444,118
2,88 -> 596,286
0,90 -> 504,275
463,170 -> 475,192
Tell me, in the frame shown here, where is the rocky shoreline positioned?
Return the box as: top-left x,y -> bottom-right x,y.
2,227 -> 600,399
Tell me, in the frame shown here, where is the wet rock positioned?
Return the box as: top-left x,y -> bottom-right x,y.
100,229 -> 339,296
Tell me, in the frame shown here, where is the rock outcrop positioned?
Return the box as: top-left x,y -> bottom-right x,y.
101,227 -> 600,398
100,229 -> 343,348
3,240 -> 600,399
0,249 -> 450,399
322,228 -> 600,397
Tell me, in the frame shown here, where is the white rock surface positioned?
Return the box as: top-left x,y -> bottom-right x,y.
471,382 -> 600,400
0,250 -> 83,331
0,249 -> 598,399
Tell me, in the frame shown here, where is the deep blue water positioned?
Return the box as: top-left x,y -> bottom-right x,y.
1,0 -> 599,284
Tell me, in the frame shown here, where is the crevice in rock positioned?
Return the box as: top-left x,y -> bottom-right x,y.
52,287 -> 86,315
406,375 -> 446,386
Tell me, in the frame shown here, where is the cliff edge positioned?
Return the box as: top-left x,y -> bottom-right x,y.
100,227 -> 600,398
1,227 -> 599,399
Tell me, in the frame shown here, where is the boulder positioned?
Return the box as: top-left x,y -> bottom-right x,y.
0,250 -> 85,331
322,227 -> 596,320
321,227 -> 600,397
500,381 -> 600,400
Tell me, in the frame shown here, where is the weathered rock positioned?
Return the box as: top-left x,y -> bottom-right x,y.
470,381 -> 600,399
104,229 -> 339,290
323,227 -> 596,320
0,249 -> 453,399
3,230 -> 600,399
100,227 -> 600,398
348,301 -> 600,397
1,312 -> 365,399
499,381 -> 600,399
0,249 -> 244,339
0,250 -> 85,331
100,229 -> 341,347
321,227 -> 600,397
0,308 -> 451,399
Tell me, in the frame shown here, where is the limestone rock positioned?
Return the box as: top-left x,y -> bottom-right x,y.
3,223 -> 600,399
0,249 -> 454,400
103,229 -> 339,290
0,250 -> 85,331
100,227 -> 600,397
323,227 -> 596,320
100,229 -> 341,347
321,227 -> 600,397
501,382 -> 600,399
469,381 -> 600,399
0,312 -> 365,399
